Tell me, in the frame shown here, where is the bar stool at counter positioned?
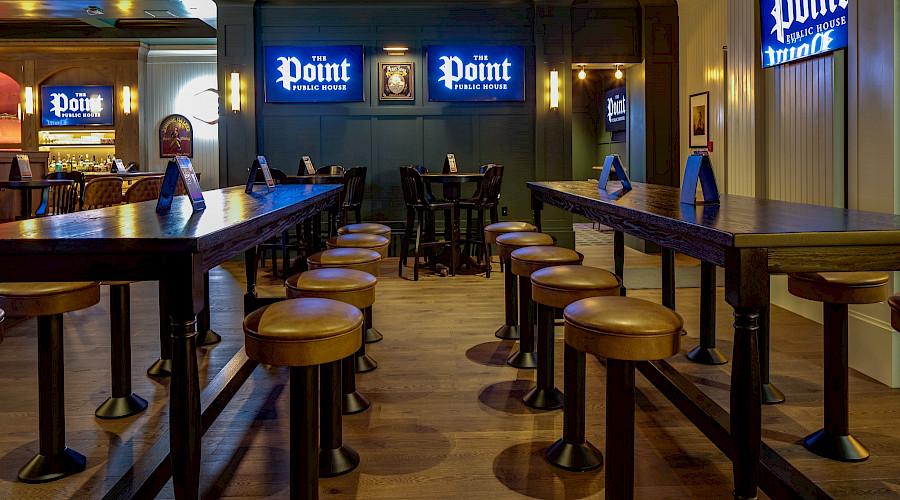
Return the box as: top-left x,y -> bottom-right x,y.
547,296 -> 682,498
0,282 -> 101,483
508,245 -> 583,369
484,221 -> 537,275
308,247 -> 383,343
338,222 -> 391,239
326,233 -> 389,260
493,229 -> 550,342
243,298 -> 363,498
286,269 -> 377,416
787,271 -> 889,461
527,265 -> 621,410
95,281 -> 148,419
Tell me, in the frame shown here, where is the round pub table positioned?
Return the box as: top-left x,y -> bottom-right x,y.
0,179 -> 75,219
420,172 -> 483,273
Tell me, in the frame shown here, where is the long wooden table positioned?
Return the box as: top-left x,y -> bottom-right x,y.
528,179 -> 900,499
0,183 -> 342,499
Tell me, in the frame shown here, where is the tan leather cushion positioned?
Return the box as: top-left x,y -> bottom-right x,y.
308,248 -> 381,277
244,297 -> 363,367
510,246 -> 582,277
338,223 -> 391,237
532,265 -> 621,309
285,268 -> 376,310
495,232 -> 555,259
788,272 -> 888,305
564,296 -> 682,361
0,282 -> 101,316
103,281 -> 135,286
484,221 -> 537,244
326,234 -> 390,259
889,295 -> 900,332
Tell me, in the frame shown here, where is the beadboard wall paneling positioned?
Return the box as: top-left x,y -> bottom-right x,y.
725,0 -> 756,196
144,52 -> 219,191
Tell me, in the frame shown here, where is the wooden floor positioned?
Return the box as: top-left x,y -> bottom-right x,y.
1,243 -> 900,499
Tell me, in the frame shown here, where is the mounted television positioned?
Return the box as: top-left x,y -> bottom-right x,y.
760,0 -> 848,68
264,45 -> 364,103
426,46 -> 525,102
41,85 -> 114,127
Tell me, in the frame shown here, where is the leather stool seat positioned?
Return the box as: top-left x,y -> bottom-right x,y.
286,268 -> 376,310
788,272 -> 888,304
484,221 -> 537,244
495,231 -> 555,259
308,248 -> 381,277
565,296 -> 682,361
102,281 -> 135,286
510,246 -> 583,277
327,233 -> 389,259
244,298 -> 363,367
532,265 -> 621,309
338,223 -> 391,237
889,294 -> 900,332
0,282 -> 100,316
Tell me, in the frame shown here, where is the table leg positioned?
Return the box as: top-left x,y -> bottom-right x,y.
21,188 -> 33,219
531,195 -> 543,232
614,230 -> 626,296
725,248 -> 766,500
244,248 -> 258,315
147,285 -> 173,377
687,262 -> 728,365
450,204 -> 460,275
196,272 -> 221,346
662,248 -> 675,310
759,305 -> 785,404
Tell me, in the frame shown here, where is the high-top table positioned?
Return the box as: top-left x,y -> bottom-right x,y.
0,179 -> 74,219
0,183 -> 342,499
529,179 -> 900,499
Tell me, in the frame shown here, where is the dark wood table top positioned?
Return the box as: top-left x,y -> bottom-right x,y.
83,171 -> 165,178
529,180 -> 900,249
0,179 -> 75,188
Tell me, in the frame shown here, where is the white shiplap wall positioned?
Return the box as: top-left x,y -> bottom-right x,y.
726,0 -> 758,197
144,49 -> 219,190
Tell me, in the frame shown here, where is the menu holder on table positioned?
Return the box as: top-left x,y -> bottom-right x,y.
301,155 -> 315,175
157,156 -> 206,212
597,154 -> 632,192
110,158 -> 126,173
246,155 -> 276,193
443,153 -> 458,173
679,152 -> 719,205
9,154 -> 33,181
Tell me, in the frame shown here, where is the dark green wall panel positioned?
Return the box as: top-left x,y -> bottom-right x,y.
261,115 -> 320,176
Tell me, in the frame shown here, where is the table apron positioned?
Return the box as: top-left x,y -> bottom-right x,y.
767,245 -> 900,273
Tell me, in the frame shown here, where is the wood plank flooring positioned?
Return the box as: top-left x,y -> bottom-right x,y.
1,243 -> 899,498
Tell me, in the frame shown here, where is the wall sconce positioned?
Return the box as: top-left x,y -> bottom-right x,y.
615,64 -> 623,79
383,46 -> 409,56
577,65 -> 586,80
230,71 -> 241,112
549,70 -> 559,110
24,86 -> 34,114
122,86 -> 132,114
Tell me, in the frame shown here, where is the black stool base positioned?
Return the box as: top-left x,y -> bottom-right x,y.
95,393 -> 148,419
495,324 -> 520,340
343,391 -> 371,415
146,358 -> 172,378
803,429 -> 869,462
18,448 -> 86,483
545,439 -> 603,472
522,386 -> 563,410
355,354 -> 377,373
197,329 -> 221,347
319,444 -> 360,477
507,350 -> 537,369
364,327 -> 383,343
685,346 -> 728,365
761,383 -> 786,405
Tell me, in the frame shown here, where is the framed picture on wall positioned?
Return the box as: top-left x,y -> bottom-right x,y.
379,62 -> 414,101
689,92 -> 709,148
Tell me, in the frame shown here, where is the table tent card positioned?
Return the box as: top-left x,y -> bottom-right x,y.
597,154 -> 632,191
443,153 -> 458,173
679,152 -> 719,205
9,154 -> 33,181
246,156 -> 276,193
302,156 -> 315,175
157,156 -> 206,212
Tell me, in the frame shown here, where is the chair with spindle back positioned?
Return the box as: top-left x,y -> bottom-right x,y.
341,167 -> 367,225
124,176 -> 164,204
253,167 -> 305,278
83,177 -> 123,210
461,165 -> 504,276
43,171 -> 85,212
317,165 -> 345,175
398,166 -> 455,280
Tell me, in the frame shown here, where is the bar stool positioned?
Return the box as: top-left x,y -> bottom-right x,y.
547,296 -> 682,500
889,294 -> 900,332
508,245 -> 582,369
484,221 -> 537,276
286,269 -> 377,415
527,265 -> 621,410
326,233 -> 389,259
244,298 -> 362,498
308,247 -> 383,343
0,282 -> 101,483
338,222 -> 391,240
494,230 -> 553,341
95,281 -> 148,419
787,271 -> 888,461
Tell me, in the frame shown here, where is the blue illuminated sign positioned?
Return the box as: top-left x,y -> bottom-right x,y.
760,0 -> 848,68
604,86 -> 626,132
427,46 -> 525,102
264,46 -> 364,102
41,85 -> 114,127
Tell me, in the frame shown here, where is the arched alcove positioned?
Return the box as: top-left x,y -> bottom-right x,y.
0,70 -> 21,145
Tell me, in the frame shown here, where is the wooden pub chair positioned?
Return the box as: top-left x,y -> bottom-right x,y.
123,176 -> 163,203
398,166 -> 455,280
82,176 -> 123,210
341,166 -> 367,225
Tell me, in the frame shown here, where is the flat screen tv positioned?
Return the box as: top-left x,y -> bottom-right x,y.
264,45 -> 365,103
760,0 -> 848,68
41,85 -> 114,127
426,45 -> 525,102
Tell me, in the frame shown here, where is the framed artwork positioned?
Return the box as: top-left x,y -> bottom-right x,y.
159,114 -> 194,158
379,62 -> 414,101
689,92 -> 709,148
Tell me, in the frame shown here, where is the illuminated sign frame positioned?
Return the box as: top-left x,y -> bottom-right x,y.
604,86 -> 626,132
40,85 -> 114,127
264,45 -> 365,103
760,0 -> 849,68
426,45 -> 525,102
